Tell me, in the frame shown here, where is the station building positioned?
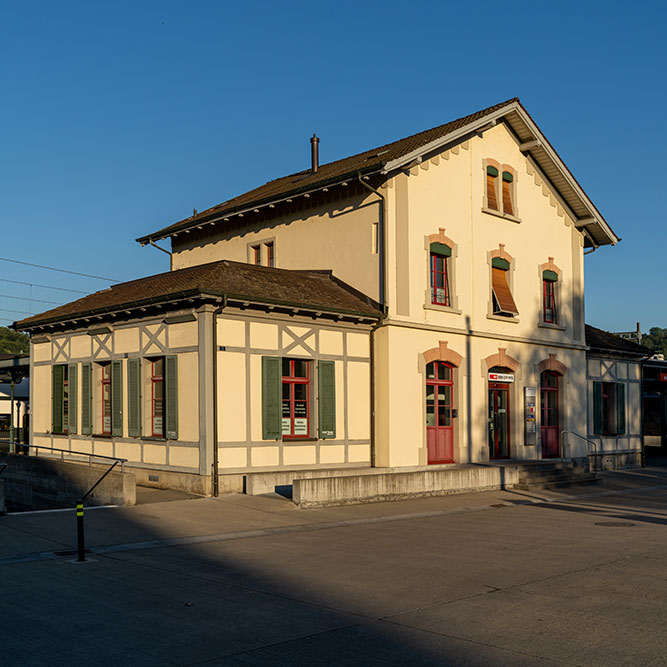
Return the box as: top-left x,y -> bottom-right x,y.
15,98 -> 628,496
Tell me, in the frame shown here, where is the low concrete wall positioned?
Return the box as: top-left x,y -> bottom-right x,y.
293,465 -> 519,508
0,453 -> 136,511
245,465 -> 373,496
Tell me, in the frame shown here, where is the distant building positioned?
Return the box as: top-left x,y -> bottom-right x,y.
612,322 -> 642,345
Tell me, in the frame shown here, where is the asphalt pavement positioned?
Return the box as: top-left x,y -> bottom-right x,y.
2,466 -> 667,665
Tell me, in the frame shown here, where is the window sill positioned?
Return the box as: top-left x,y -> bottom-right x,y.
482,207 -> 521,224
487,313 -> 520,324
92,433 -> 113,439
282,437 -> 318,442
424,303 -> 462,315
538,321 -> 566,331
141,436 -> 167,442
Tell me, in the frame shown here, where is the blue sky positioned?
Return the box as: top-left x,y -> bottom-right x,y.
1,0 -> 665,331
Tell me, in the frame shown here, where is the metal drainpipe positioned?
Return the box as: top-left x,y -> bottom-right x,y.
357,173 -> 386,314
211,298 -> 226,497
357,172 -> 387,468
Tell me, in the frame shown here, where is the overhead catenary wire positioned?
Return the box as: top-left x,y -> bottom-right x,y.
0,257 -> 120,282
0,277 -> 87,294
0,293 -> 61,305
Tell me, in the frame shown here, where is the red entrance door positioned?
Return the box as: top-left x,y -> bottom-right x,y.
426,361 -> 454,463
540,371 -> 559,458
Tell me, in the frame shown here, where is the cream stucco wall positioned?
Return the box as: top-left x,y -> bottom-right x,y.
385,125 -> 584,345
373,324 -> 587,467
172,191 -> 381,303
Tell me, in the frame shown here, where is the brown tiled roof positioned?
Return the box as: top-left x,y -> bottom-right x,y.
137,98 -> 519,243
14,260 -> 382,330
586,324 -> 650,357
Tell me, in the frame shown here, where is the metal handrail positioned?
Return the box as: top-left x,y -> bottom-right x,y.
22,444 -> 127,474
560,430 -> 599,472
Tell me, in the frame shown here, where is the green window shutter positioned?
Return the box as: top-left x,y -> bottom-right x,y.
68,364 -> 78,434
429,242 -> 451,257
593,381 -> 603,435
318,360 -> 336,439
542,270 -> 558,282
502,171 -> 514,183
165,355 -> 178,440
262,356 -> 282,440
52,365 -> 64,433
81,363 -> 92,435
486,166 -> 498,177
127,358 -> 142,438
492,257 -> 510,270
111,360 -> 123,437
616,383 -> 626,435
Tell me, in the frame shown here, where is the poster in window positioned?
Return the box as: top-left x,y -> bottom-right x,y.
294,402 -> 307,418
294,418 -> 308,435
282,418 -> 291,435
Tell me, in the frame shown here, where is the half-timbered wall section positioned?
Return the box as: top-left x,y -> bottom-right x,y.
586,355 -> 642,467
32,313 -> 200,477
216,312 -> 372,471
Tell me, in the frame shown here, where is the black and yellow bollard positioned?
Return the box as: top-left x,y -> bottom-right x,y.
76,499 -> 85,562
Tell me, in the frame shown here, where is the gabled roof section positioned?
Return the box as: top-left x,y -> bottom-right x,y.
586,324 -> 651,358
136,97 -> 618,249
13,260 -> 382,331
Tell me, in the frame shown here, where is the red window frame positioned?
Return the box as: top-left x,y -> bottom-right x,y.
151,358 -> 165,437
430,252 -> 450,306
101,363 -> 111,435
543,278 -> 557,323
251,245 -> 261,265
265,242 -> 275,267
281,358 -> 310,439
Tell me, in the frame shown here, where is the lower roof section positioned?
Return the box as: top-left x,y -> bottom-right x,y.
13,260 -> 382,332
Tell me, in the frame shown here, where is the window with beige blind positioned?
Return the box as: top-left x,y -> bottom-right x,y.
485,164 -> 516,217
491,258 -> 518,317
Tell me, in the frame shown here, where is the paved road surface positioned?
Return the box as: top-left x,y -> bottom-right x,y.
1,467 -> 667,665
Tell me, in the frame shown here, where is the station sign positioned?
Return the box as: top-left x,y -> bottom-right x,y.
488,372 -> 514,383
660,372 -> 667,382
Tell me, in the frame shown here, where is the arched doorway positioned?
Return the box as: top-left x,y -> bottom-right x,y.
488,366 -> 513,459
426,361 -> 454,463
540,371 -> 560,458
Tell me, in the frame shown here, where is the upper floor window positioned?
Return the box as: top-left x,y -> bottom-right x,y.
491,257 -> 518,317
265,241 -> 275,267
542,270 -> 558,324
248,239 -> 276,267
101,362 -> 112,435
485,162 -> 517,218
429,242 -> 451,307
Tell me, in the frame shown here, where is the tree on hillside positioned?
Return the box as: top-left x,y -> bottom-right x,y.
0,327 -> 30,354
642,327 -> 667,356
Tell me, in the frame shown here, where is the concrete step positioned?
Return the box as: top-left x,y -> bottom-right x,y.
514,476 -> 604,491
513,461 -> 574,472
518,472 -> 582,484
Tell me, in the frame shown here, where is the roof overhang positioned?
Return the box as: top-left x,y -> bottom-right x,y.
136,166 -> 383,246
381,101 -> 619,248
